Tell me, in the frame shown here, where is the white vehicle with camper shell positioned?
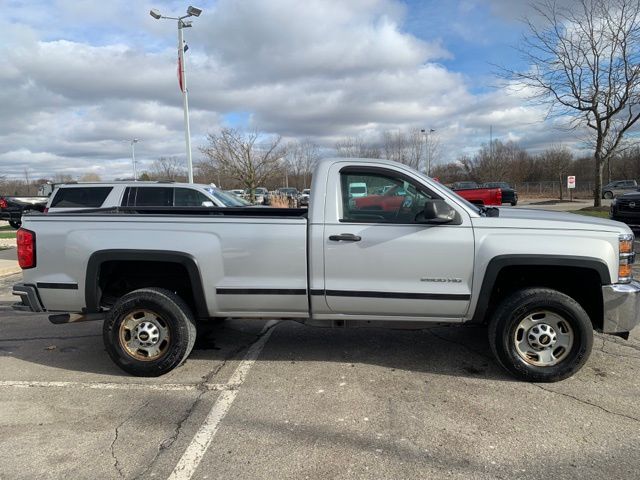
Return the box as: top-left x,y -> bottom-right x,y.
12,158 -> 640,382
45,181 -> 250,212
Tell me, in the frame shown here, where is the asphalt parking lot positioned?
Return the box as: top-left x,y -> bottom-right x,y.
1,266 -> 640,480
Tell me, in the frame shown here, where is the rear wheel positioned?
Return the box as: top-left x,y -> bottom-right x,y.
9,220 -> 21,229
603,191 -> 614,199
488,288 -> 593,382
103,287 -> 197,377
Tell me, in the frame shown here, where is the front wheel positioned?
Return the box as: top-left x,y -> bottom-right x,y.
103,288 -> 197,376
603,191 -> 614,199
488,288 -> 593,382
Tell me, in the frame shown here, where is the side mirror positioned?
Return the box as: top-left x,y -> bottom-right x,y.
201,201 -> 215,207
416,199 -> 457,224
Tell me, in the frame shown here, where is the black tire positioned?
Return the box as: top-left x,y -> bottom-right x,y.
488,288 -> 593,382
9,220 -> 21,229
603,191 -> 614,199
103,287 -> 197,377
510,200 -> 517,206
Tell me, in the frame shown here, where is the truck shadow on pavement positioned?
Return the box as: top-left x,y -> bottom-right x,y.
0,313 -> 513,382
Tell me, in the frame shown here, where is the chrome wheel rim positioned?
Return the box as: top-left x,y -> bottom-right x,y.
514,310 -> 574,367
118,310 -> 170,361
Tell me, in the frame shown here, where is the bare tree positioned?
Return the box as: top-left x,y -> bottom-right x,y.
509,0 -> 640,206
80,173 -> 101,182
335,136 -> 381,158
539,146 -> 574,199
23,169 -> 31,195
381,128 -> 425,170
459,140 -> 529,183
54,173 -> 75,183
286,139 -> 321,189
201,128 -> 286,198
150,157 -> 187,181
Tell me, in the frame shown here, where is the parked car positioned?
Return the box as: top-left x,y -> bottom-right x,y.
451,181 -> 479,190
299,188 -> 310,207
449,183 -> 502,206
348,182 -> 368,198
603,180 -> 638,199
244,187 -> 270,205
277,187 -> 299,198
482,182 -> 519,206
610,191 -> 640,228
0,195 -> 48,228
226,189 -> 245,197
13,157 -> 640,383
45,182 -> 249,213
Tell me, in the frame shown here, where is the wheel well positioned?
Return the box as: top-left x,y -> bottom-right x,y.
97,260 -> 199,316
484,265 -> 603,330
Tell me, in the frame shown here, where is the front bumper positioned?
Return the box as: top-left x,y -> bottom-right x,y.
12,283 -> 45,313
602,281 -> 640,333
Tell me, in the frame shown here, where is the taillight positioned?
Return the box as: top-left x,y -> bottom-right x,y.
17,229 -> 36,269
0,198 -> 7,209
496,190 -> 502,203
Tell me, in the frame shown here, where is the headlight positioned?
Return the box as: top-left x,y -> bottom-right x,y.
618,233 -> 635,283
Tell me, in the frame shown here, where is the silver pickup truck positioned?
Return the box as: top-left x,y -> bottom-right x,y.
12,158 -> 640,382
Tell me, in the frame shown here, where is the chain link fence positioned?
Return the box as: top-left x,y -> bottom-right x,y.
514,181 -> 595,199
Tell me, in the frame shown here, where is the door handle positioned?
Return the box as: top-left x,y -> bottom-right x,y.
329,233 -> 362,242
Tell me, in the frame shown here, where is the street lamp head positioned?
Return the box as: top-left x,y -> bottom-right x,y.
149,9 -> 162,19
187,5 -> 202,17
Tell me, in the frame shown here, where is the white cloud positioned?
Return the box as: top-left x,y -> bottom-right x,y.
0,0 -> 586,180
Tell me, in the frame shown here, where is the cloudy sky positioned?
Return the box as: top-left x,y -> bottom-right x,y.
0,0 -> 585,179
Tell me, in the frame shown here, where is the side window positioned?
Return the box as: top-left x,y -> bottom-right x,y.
122,187 -> 134,206
174,188 -> 211,206
50,187 -> 113,208
134,187 -> 173,207
340,170 -> 436,223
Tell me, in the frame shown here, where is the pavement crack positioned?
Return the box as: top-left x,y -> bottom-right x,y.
595,334 -> 640,360
111,402 -> 150,479
533,384 -> 640,423
133,321 -> 279,479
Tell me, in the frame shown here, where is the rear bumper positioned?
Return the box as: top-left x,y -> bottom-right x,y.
12,283 -> 45,313
602,281 -> 640,333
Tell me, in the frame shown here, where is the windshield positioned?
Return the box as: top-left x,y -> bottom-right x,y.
205,187 -> 251,207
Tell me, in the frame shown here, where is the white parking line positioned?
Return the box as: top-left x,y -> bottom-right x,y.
168,320 -> 279,480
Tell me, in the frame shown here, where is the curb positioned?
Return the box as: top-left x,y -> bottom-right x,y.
0,264 -> 21,278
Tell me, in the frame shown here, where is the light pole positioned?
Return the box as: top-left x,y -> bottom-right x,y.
150,5 -> 202,184
421,128 -> 435,176
130,139 -> 140,180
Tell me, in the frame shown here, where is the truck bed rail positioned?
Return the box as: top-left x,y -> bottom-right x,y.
25,206 -> 309,218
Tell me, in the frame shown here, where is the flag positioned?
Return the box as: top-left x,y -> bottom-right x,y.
177,44 -> 188,92
177,55 -> 184,92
